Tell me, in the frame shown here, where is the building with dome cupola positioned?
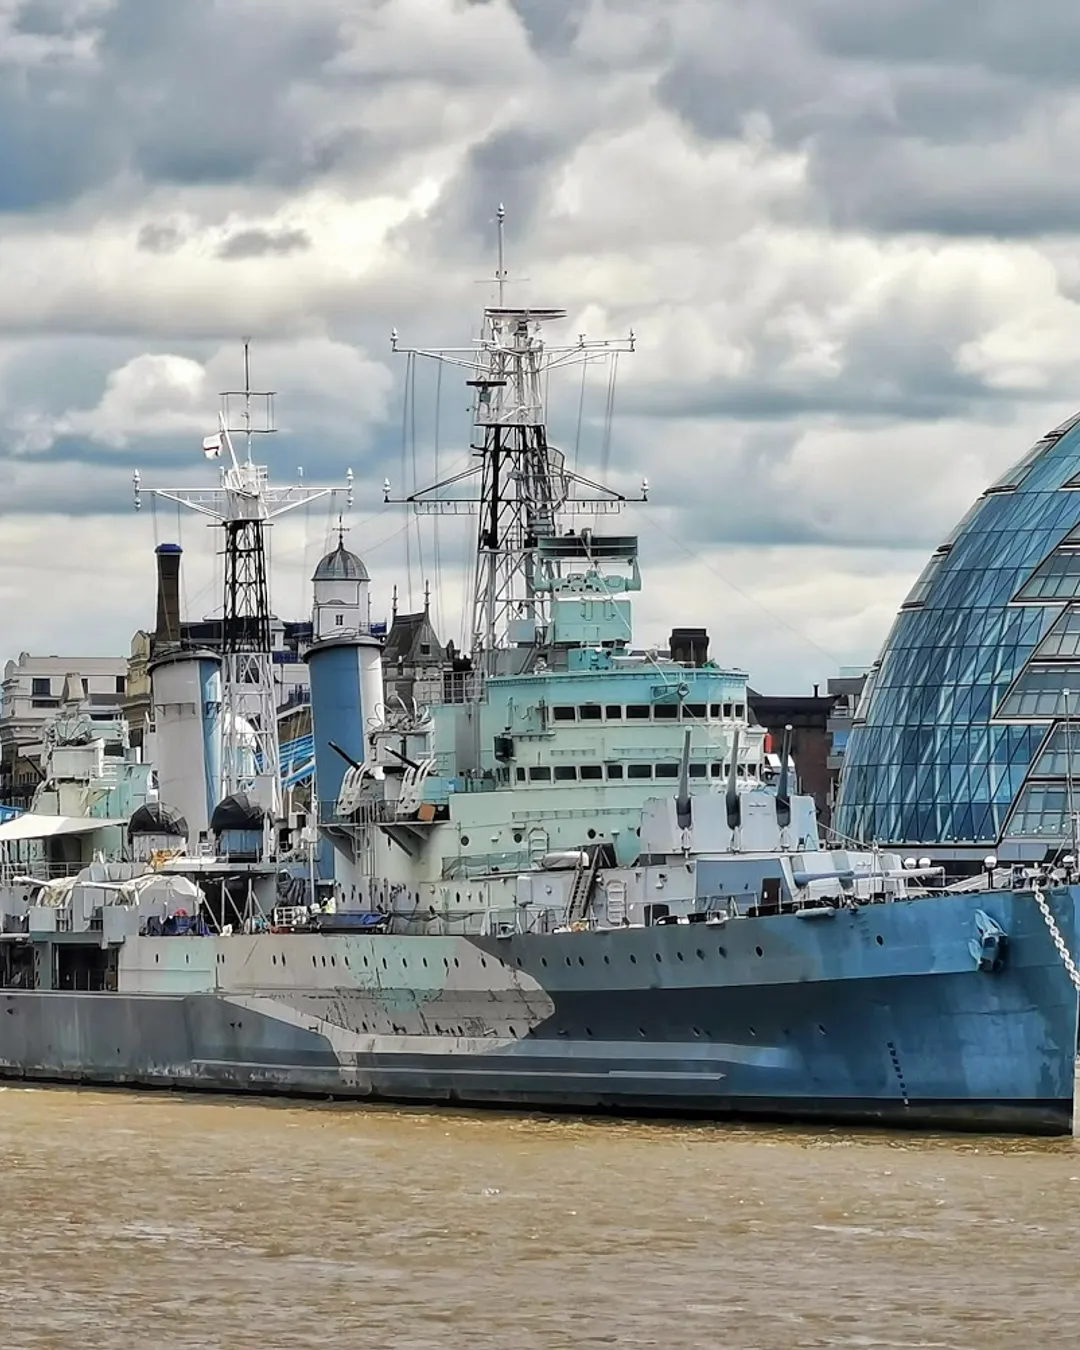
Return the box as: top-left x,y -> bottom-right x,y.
311,531 -> 371,641
836,410 -> 1080,865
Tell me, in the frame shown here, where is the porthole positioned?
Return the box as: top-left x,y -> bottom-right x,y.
312,955 -> 317,967
577,955 -> 584,966
584,1027 -> 594,1037
655,952 -> 662,962
638,1027 -> 646,1038
541,957 -> 548,967
818,1024 -> 826,1035
422,957 -> 428,968
718,946 -> 726,958
587,829 -> 596,840
629,954 -> 637,964
603,954 -> 610,964
382,958 -> 388,969
515,956 -> 523,967
321,955 -> 326,967
695,949 -> 704,960
676,951 -> 684,962
749,1026 -> 757,1037
330,956 -> 336,967
271,954 -> 277,965
461,835 -> 470,846
453,958 -> 460,968
755,946 -> 763,957
692,1026 -> 702,1037
876,934 -> 884,946
513,832 -> 523,844
480,958 -> 486,968
565,956 -> 572,967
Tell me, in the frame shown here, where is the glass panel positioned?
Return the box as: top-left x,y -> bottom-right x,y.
1004,784 -> 1071,838
997,665 -> 1080,719
552,706 -> 575,722
579,705 -> 601,721
579,764 -> 602,780
627,764 -> 652,779
1034,607 -> 1080,658
605,763 -> 624,779
528,766 -> 551,782
626,706 -> 650,720
553,765 -> 576,781
655,764 -> 679,779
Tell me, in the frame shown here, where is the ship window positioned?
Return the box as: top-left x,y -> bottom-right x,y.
710,763 -> 722,777
605,705 -> 622,719
580,765 -> 603,781
529,765 -> 552,782
515,767 -> 526,781
689,763 -> 707,778
554,765 -> 577,781
710,703 -> 722,717
655,763 -> 679,779
606,763 -> 624,779
628,763 -> 653,779
723,703 -> 733,718
653,705 -> 678,720
335,614 -> 344,626
553,706 -> 576,722
734,703 -> 745,719
626,705 -> 650,720
683,703 -> 707,719
579,704 -> 602,721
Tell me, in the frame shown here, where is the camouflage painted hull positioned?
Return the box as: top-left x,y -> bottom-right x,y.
1,889 -> 1077,1133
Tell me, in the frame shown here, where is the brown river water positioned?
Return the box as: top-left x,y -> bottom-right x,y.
1,1088 -> 1079,1348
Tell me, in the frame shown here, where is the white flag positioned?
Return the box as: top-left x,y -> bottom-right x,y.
202,434 -> 222,458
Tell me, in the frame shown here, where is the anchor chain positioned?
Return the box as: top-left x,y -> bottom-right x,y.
1032,883 -> 1080,993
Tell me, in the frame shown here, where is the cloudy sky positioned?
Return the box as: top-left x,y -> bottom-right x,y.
2,0 -> 1079,691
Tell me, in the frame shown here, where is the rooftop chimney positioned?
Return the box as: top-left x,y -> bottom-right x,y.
153,543 -> 183,652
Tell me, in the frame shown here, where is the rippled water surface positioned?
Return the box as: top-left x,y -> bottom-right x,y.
2,1088 -> 1080,1347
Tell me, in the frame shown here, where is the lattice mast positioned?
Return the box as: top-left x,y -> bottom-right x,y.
134,344 -> 352,839
388,205 -> 642,677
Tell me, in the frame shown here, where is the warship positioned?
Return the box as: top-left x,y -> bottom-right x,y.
1,219 -> 1080,1133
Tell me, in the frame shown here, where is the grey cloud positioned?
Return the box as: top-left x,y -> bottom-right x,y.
217,227 -> 312,260
137,222 -> 185,255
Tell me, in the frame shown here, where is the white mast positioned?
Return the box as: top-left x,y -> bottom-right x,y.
134,345 -> 353,842
387,207 -> 642,679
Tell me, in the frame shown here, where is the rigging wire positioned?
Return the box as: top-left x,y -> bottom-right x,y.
572,359 -> 587,474
628,505 -> 843,666
410,345 -> 426,611
400,350 -> 415,610
432,361 -> 444,637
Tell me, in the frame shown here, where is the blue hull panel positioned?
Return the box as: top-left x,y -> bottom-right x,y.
0,888 -> 1076,1134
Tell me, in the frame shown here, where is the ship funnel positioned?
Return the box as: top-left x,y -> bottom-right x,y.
776,723 -> 792,829
154,543 -> 183,651
675,728 -> 692,831
725,726 -> 741,831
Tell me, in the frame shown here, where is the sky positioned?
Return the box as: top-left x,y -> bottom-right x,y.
3,0 -> 1080,692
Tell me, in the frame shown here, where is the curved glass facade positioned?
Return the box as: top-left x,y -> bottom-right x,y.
835,412 -> 1080,851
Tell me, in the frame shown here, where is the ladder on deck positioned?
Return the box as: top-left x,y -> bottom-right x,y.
563,846 -> 601,926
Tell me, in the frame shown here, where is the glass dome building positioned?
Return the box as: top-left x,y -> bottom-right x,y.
835,410 -> 1080,862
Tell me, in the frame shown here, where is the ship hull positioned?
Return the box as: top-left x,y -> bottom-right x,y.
1,889 -> 1077,1134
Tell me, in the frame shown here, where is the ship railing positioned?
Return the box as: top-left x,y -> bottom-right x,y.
442,850 -> 532,880
0,860 -> 90,884
480,905 -> 557,937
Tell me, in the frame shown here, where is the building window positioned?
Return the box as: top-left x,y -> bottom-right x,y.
115,675 -> 126,695
515,767 -> 526,782
734,703 -> 745,719
31,678 -> 50,698
420,643 -> 431,656
335,614 -> 344,626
